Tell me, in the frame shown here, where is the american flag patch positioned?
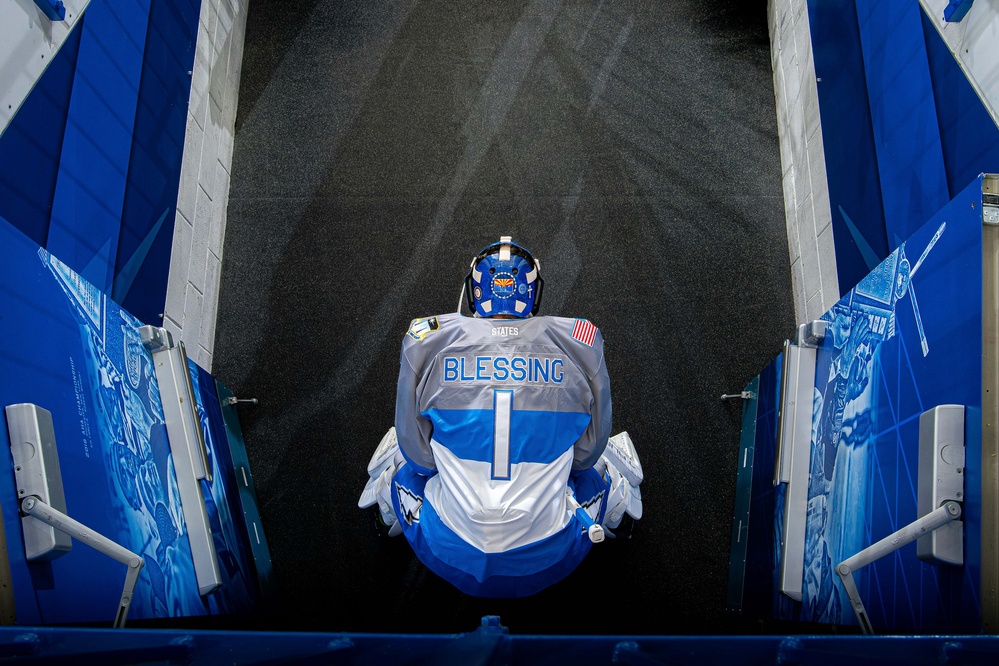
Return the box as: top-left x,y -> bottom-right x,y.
572,319 -> 597,346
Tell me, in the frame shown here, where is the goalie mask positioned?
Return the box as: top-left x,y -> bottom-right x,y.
464,236 -> 544,317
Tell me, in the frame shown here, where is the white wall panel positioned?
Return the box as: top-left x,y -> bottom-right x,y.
921,0 -> 999,129
0,0 -> 90,137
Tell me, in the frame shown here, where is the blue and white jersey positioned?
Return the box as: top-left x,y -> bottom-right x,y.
394,312 -> 611,579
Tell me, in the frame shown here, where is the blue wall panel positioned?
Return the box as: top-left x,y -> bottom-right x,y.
0,19 -> 83,247
115,0 -> 200,324
741,354 -> 801,624
855,1 -> 949,247
2,0 -> 200,323
46,0 -> 152,294
809,1 -> 999,297
190,364 -> 262,617
807,0 -> 890,292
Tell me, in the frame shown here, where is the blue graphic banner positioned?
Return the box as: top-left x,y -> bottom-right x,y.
921,11 -> 999,199
0,218 -> 261,624
808,2 -> 999,295
738,176 -> 984,633
800,176 -> 982,633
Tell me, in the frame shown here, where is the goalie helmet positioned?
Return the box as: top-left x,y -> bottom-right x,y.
464,236 -> 543,317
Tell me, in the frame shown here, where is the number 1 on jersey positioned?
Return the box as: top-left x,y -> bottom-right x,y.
493,390 -> 513,480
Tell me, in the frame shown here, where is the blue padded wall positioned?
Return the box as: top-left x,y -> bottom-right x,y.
808,0 -> 999,294
855,1 -> 949,248
115,0 -> 202,324
0,0 -> 200,325
807,0 -> 890,293
46,0 -> 153,295
0,18 -> 82,248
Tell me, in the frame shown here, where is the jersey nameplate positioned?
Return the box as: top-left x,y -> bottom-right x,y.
491,326 -> 519,337
442,355 -> 564,384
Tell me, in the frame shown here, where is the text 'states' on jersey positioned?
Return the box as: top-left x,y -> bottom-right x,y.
407,317 -> 441,341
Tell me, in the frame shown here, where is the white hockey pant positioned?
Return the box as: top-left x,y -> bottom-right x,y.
359,428 -> 644,534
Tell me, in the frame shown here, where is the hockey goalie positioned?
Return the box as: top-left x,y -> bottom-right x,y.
359,237 -> 643,597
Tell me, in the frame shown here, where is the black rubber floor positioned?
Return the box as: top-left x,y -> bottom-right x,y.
213,0 -> 794,635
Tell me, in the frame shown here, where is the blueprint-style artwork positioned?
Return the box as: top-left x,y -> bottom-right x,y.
737,176 -> 985,633
0,217 -> 260,624
799,188 -> 982,632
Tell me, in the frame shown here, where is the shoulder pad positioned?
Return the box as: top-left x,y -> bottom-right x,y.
406,316 -> 442,341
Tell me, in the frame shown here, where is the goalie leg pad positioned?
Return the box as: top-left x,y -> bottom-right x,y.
359,427 -> 405,535
599,435 -> 644,530
604,431 -> 643,486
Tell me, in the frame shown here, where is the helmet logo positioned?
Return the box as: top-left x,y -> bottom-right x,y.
473,286 -> 482,300
492,273 -> 516,299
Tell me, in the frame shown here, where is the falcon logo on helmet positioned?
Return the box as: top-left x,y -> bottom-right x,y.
464,236 -> 544,317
